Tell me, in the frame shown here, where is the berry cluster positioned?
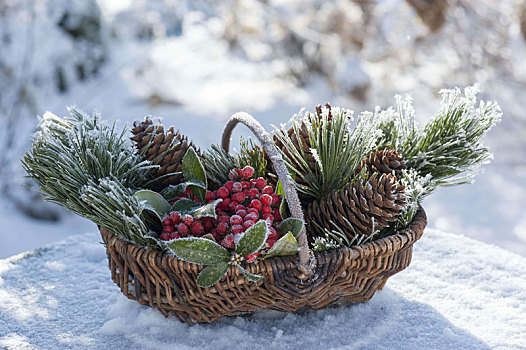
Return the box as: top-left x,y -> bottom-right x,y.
160,166 -> 283,262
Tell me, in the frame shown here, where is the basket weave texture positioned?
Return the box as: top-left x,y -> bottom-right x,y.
100,112 -> 427,325
100,207 -> 426,325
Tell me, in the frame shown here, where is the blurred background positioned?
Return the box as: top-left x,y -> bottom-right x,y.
1,0 -> 525,258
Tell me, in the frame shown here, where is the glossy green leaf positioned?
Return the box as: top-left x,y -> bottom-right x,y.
264,232 -> 299,259
277,218 -> 304,239
160,183 -> 188,201
170,198 -> 201,214
192,199 -> 222,219
166,237 -> 231,264
236,264 -> 263,283
133,190 -> 171,219
197,262 -> 230,288
182,147 -> 207,202
236,221 -> 268,256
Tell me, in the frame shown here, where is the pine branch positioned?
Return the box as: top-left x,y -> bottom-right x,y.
22,108 -> 161,248
202,144 -> 237,186
238,137 -> 267,178
378,86 -> 502,190
273,105 -> 381,200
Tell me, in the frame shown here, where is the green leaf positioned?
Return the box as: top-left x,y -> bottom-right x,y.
275,180 -> 288,219
264,232 -> 299,259
160,183 -> 188,201
201,233 -> 216,241
279,195 -> 288,220
277,218 -> 304,239
192,199 -> 222,219
166,237 -> 231,264
197,262 -> 230,288
133,190 -> 171,219
170,198 -> 201,214
276,179 -> 285,196
182,147 -> 207,202
236,264 -> 263,283
236,221 -> 268,256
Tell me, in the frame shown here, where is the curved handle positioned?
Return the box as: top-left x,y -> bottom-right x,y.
221,112 -> 313,272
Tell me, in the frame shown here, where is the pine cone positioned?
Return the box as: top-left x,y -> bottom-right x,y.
355,149 -> 406,177
305,173 -> 406,241
131,118 -> 198,189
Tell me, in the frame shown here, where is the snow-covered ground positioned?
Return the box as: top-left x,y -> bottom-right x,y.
0,228 -> 524,349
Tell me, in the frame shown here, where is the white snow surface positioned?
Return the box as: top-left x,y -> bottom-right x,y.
0,229 -> 524,350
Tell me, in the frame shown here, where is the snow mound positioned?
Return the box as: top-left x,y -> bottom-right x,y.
0,229 -> 525,349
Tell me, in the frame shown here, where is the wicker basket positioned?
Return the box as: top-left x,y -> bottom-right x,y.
99,112 -> 428,325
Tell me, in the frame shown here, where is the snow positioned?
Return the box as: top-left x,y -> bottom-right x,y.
0,228 -> 525,349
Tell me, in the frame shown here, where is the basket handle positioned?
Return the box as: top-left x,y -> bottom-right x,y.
221,112 -> 313,273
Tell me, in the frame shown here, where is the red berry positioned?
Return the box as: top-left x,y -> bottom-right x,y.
241,166 -> 255,179
170,211 -> 181,224
218,215 -> 230,223
183,214 -> 193,226
160,233 -> 170,241
262,185 -> 274,195
190,222 -> 204,235
236,209 -> 247,218
162,216 -> 172,226
266,239 -> 276,249
248,188 -> 259,199
205,191 -> 213,202
247,208 -> 259,216
228,201 -> 239,212
232,182 -> 243,192
262,213 -> 274,223
219,198 -> 229,210
268,227 -> 279,240
230,215 -> 243,225
245,254 -> 257,263
249,199 -> 262,211
217,222 -> 229,235
245,212 -> 258,222
243,220 -> 255,230
202,218 -> 214,231
210,229 -> 220,241
221,234 -> 235,248
228,169 -> 238,180
225,181 -> 234,192
163,224 -> 175,233
249,179 -> 257,187
273,208 -> 282,221
235,204 -> 246,212
169,233 -> 178,240
231,224 -> 244,234
261,205 -> 272,214
177,223 -> 189,235
216,209 -> 226,216
260,194 -> 272,206
241,181 -> 250,190
217,187 -> 229,199
255,177 -> 267,190
271,194 -> 281,206
232,192 -> 246,203
235,169 -> 243,178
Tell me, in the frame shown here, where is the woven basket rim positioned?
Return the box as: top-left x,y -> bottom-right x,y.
100,206 -> 427,268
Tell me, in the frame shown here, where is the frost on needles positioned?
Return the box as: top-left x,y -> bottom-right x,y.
22,108 -> 162,248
